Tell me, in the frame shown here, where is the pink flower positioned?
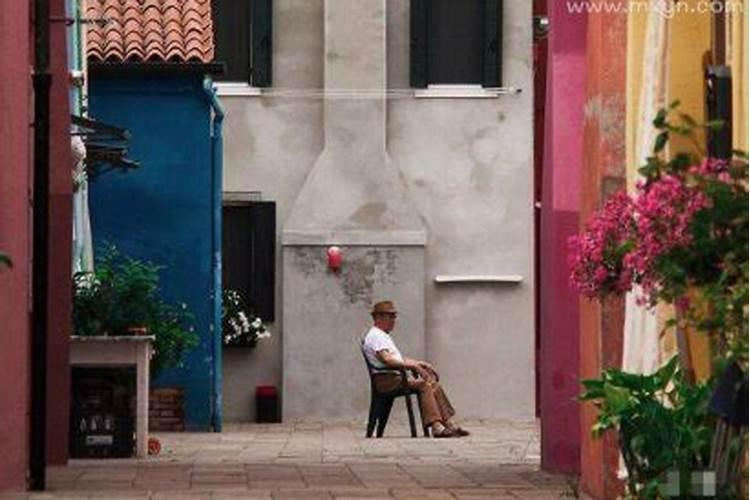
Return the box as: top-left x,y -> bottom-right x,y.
627,174 -> 709,302
568,191 -> 636,297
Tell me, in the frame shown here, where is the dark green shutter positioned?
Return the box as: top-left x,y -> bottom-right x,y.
212,0 -> 251,81
249,201 -> 275,322
251,0 -> 273,87
482,0 -> 501,87
410,0 -> 429,88
705,66 -> 732,159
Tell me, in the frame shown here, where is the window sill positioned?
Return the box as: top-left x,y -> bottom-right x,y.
434,274 -> 523,284
414,84 -> 521,99
214,82 -> 263,97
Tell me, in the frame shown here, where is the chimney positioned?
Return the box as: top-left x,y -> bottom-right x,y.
282,0 -> 426,419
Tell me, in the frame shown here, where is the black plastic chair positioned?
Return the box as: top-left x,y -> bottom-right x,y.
361,343 -> 429,438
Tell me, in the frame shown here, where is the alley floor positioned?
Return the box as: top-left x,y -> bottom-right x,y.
1,420 -> 582,500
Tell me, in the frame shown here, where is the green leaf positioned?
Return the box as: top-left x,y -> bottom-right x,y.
652,109 -> 668,128
603,384 -> 631,414
669,99 -> 681,109
654,131 -> 669,153
653,356 -> 679,390
705,119 -> 726,131
580,378 -> 606,400
0,252 -> 11,268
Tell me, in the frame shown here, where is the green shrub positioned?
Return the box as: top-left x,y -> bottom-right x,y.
580,356 -> 715,498
73,245 -> 198,376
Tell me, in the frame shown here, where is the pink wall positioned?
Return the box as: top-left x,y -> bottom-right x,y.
0,0 -> 33,491
538,0 -> 587,474
0,0 -> 72,490
48,0 -> 73,465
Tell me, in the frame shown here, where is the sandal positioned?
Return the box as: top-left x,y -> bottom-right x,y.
452,427 -> 470,437
433,428 -> 456,438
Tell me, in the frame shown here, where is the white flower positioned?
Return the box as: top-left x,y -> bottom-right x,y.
238,311 -> 251,332
251,317 -> 263,330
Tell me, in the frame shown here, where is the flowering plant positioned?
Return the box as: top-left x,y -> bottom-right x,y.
569,103 -> 748,361
222,288 -> 270,347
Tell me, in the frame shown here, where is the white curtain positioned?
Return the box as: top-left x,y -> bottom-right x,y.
622,3 -> 672,378
72,136 -> 94,274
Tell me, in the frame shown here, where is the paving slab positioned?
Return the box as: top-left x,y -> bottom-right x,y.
0,420 -> 584,500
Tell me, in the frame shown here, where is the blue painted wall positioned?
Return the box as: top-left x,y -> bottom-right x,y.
88,73 -> 217,430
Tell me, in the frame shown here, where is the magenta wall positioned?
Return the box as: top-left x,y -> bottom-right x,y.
0,0 -> 33,491
48,0 -> 73,466
0,0 -> 72,490
539,0 -> 587,474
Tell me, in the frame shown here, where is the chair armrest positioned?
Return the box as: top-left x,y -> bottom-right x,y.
398,367 -> 411,390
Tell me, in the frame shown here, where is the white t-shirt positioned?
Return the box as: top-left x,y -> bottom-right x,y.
362,326 -> 404,372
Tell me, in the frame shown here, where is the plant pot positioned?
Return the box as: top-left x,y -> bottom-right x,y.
125,326 -> 148,336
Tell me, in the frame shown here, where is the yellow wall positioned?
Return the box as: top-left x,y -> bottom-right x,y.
671,5 -> 713,380
625,2 -> 719,380
668,1 -> 712,156
728,1 -> 748,151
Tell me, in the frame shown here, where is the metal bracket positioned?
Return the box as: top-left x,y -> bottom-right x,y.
50,16 -> 110,27
533,15 -> 550,41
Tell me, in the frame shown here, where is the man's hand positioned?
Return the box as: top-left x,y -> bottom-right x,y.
405,358 -> 437,381
417,361 -> 439,381
411,364 -> 431,380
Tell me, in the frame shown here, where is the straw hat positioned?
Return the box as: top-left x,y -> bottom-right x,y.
370,300 -> 397,315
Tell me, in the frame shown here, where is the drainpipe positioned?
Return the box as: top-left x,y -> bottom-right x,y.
202,77 -> 224,432
31,0 -> 51,491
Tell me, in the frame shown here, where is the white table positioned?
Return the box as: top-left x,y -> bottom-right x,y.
70,336 -> 153,458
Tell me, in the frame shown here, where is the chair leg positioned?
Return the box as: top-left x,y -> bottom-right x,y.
366,397 -> 378,438
376,397 -> 394,438
404,394 -> 417,438
414,394 -> 430,437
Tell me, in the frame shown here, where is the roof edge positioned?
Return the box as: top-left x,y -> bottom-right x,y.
88,62 -> 225,77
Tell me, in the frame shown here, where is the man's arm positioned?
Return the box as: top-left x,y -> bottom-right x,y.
376,350 -> 431,379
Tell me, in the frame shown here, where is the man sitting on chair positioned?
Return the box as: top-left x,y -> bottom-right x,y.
362,300 -> 469,438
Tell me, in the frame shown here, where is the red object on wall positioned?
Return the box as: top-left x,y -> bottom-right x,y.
327,246 -> 342,271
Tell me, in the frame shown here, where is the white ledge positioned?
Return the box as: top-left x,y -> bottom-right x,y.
71,335 -> 155,342
434,275 -> 523,284
214,82 -> 262,97
415,84 -> 522,99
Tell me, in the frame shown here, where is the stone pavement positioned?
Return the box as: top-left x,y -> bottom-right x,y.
1,420 -> 583,500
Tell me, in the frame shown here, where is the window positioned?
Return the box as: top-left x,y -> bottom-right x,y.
212,0 -> 273,86
222,201 -> 276,321
410,0 -> 501,88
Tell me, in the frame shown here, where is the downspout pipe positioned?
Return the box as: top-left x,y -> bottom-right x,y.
202,76 -> 224,432
31,0 -> 52,491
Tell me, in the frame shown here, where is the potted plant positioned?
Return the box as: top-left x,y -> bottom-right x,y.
570,104 -> 748,497
73,244 -> 198,376
569,103 -> 748,362
580,356 -> 714,497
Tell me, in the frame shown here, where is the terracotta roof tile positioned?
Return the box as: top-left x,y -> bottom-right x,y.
87,0 -> 214,63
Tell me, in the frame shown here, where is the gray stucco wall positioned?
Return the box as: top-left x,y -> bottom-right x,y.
283,246 -> 425,419
221,0 -> 534,423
